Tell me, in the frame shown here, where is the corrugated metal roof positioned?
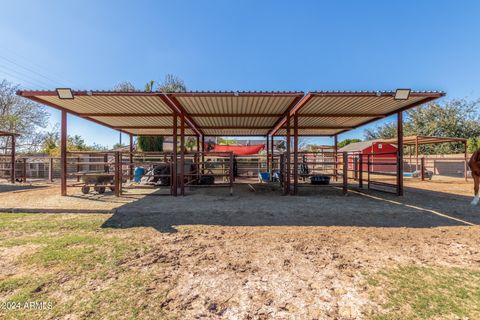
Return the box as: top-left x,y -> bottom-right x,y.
17,90 -> 444,137
338,141 -> 375,152
380,135 -> 467,145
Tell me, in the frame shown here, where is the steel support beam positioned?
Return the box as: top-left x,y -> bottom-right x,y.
266,136 -> 270,173
334,135 -> 338,181
180,113 -> 185,196
286,113 -> 291,195
397,111 -> 404,196
129,134 -> 134,181
61,110 -> 67,196
172,113 -> 178,196
293,113 -> 299,195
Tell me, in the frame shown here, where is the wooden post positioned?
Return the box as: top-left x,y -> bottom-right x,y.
172,113 -> 178,196
421,157 -> 425,181
129,134 -> 134,181
358,155 -> 363,188
180,113 -> 185,196
49,157 -> 54,182
60,110 -> 67,196
333,135 -> 338,181
397,111 -> 404,196
10,135 -> 15,184
114,151 -> 120,197
343,152 -> 348,195
286,113 -> 291,195
22,158 -> 27,183
293,113 -> 298,195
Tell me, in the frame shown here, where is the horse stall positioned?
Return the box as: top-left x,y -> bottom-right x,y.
16,89 -> 445,198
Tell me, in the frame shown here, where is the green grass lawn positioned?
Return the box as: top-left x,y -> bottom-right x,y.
1,213 -> 479,319
0,213 -> 172,320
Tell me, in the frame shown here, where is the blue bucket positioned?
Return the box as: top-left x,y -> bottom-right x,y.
258,172 -> 270,182
133,167 -> 145,182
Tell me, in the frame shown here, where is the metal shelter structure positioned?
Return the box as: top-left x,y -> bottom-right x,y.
0,130 -> 20,183
380,135 -> 468,180
17,89 -> 445,196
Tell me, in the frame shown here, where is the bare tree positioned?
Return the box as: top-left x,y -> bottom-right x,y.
113,81 -> 136,92
157,74 -> 187,92
0,79 -> 49,153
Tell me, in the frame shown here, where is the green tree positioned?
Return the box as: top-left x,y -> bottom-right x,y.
338,138 -> 362,148
137,136 -> 163,152
364,98 -> 480,154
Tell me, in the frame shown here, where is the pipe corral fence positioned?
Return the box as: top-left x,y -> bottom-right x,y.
1,150 -> 472,197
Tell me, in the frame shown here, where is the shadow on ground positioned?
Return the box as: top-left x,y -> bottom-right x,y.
0,183 -> 47,193
101,184 -> 480,233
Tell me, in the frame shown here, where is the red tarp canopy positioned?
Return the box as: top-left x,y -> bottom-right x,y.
208,144 -> 265,155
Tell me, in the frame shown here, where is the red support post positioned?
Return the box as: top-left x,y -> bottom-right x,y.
358,155 -> 363,188
293,113 -> 298,195
61,110 -> 67,196
180,113 -> 185,196
201,135 -> 205,167
266,135 -> 270,173
229,152 -> 234,196
172,113 -> 178,196
270,135 -> 274,173
333,135 -> 338,181
114,151 -> 120,197
421,157 -> 425,181
397,111 -> 404,196
129,134 -> 134,181
343,152 -> 348,195
286,113 -> 291,195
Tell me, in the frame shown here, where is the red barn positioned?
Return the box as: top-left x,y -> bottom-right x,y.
338,141 -> 397,172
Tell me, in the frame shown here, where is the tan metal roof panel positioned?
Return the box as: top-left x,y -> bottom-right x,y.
37,94 -> 172,115
202,128 -> 270,136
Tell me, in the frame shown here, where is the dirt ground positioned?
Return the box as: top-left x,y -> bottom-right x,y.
1,177 -> 480,319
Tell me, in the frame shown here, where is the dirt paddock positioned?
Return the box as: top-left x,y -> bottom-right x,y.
1,177 -> 480,319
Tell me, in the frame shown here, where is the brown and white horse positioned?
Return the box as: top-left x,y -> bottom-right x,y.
469,150 -> 480,205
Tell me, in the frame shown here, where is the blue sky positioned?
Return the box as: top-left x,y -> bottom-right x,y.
1,0 -> 479,147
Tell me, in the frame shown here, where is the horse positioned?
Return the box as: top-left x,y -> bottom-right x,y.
468,150 -> 480,205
